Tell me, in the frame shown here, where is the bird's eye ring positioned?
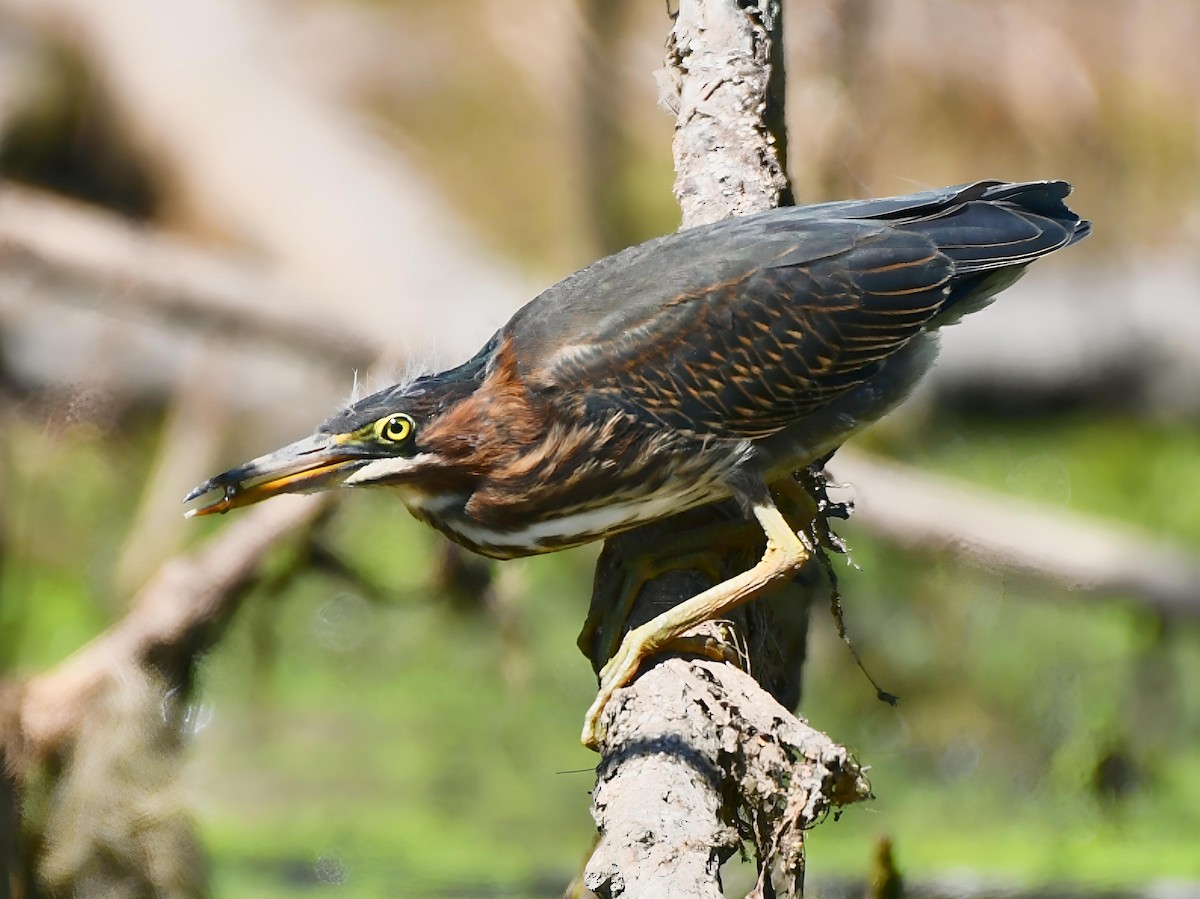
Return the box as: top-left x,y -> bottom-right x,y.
375,414 -> 415,444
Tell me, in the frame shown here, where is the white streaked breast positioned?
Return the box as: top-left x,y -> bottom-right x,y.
407,478 -> 732,558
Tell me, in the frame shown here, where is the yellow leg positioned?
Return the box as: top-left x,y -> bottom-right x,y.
576,521 -> 758,672
580,499 -> 811,749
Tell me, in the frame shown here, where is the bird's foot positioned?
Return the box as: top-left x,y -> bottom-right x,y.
581,620 -> 656,749
580,619 -> 744,749
577,549 -> 731,673
580,501 -> 812,750
577,515 -> 760,673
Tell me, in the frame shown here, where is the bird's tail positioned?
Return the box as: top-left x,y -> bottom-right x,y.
904,180 -> 1090,324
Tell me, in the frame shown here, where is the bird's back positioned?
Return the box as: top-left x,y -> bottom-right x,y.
508,180 -> 1089,441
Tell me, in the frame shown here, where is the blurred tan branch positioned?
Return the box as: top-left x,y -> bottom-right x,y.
15,494 -> 334,761
0,0 -> 526,361
0,185 -> 375,369
0,492 -> 334,897
0,0 -> 526,893
831,448 -> 1200,620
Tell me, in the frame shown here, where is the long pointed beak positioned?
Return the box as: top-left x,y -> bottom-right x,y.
183,433 -> 368,517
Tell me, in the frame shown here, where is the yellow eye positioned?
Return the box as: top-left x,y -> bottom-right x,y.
375,414 -> 414,444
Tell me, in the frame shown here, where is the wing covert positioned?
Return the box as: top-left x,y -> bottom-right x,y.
504,179 -> 1086,442
538,226 -> 953,440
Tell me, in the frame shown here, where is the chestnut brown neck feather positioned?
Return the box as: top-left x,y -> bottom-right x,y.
419,337 -> 546,479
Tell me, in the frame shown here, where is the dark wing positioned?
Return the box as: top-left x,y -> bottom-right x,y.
509,181 -> 1086,440
526,223 -> 951,439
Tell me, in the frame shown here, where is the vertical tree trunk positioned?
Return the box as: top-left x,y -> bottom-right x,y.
579,3 -> 869,898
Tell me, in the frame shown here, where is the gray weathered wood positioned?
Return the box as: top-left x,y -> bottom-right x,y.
582,4 -> 867,897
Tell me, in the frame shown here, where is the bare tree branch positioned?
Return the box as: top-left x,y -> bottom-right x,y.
583,4 -> 866,897
587,654 -> 869,899
667,0 -> 792,225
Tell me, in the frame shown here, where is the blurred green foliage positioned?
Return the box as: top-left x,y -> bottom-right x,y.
4,411 -> 1198,895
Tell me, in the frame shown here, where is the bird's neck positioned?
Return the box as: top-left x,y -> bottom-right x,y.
420,337 -> 545,474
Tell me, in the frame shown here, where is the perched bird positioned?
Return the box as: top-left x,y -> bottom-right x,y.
185,180 -> 1089,747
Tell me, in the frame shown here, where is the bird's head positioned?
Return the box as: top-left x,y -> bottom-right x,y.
184,368 -> 487,518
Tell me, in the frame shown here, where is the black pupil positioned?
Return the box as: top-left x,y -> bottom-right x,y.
388,417 -> 407,439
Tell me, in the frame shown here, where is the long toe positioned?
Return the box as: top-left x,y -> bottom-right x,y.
581,635 -> 646,749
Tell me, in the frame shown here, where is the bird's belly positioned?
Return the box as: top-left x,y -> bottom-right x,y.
404,476 -> 733,560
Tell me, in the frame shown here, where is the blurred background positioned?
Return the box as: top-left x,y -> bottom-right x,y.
0,0 -> 1198,896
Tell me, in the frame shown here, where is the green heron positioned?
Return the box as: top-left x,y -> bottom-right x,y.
185,180 -> 1089,747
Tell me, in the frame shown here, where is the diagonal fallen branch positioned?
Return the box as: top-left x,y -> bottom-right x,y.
10,493 -> 335,767
0,185 -> 375,370
0,487 -> 337,895
830,447 -> 1200,619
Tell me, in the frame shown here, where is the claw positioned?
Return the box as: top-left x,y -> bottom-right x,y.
581,626 -> 650,749
579,500 -> 811,750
